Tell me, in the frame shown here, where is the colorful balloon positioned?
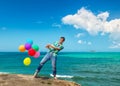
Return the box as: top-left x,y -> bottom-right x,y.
28,48 -> 36,56
23,57 -> 31,66
19,45 -> 26,52
19,39 -> 41,67
25,43 -> 31,50
34,51 -> 40,58
26,39 -> 33,45
32,45 -> 39,51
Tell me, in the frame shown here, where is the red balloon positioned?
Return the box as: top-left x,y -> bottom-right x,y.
28,48 -> 36,56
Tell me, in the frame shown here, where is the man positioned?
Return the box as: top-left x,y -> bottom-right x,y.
33,37 -> 65,79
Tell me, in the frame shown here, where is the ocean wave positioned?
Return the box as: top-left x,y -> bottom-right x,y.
76,70 -> 120,76
50,74 -> 73,78
0,72 -> 9,74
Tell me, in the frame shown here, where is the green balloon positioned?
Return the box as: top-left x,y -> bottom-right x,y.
32,45 -> 39,51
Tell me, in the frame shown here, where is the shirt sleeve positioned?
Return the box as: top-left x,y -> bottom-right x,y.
53,41 -> 58,46
59,46 -> 64,50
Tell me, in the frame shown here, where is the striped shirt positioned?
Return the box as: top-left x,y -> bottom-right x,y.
49,41 -> 64,56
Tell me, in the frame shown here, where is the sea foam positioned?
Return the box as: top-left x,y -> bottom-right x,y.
50,74 -> 73,78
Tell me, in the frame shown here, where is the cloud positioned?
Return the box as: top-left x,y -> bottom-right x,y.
62,7 -> 120,48
75,33 -> 84,38
109,41 -> 120,48
78,40 -> 92,45
78,40 -> 82,44
52,23 -> 62,28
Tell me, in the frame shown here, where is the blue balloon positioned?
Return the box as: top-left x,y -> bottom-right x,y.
26,39 -> 33,45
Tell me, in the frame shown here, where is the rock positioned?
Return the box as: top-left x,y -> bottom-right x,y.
0,74 -> 80,86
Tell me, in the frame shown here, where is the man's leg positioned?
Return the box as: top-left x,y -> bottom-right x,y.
51,55 -> 57,79
33,52 -> 51,77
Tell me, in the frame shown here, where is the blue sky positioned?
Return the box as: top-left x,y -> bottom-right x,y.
0,0 -> 120,52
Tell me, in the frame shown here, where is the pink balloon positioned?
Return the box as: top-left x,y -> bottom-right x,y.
33,51 -> 40,58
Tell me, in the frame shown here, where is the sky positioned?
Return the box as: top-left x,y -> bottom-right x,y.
0,0 -> 120,52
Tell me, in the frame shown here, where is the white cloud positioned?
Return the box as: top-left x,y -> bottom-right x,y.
62,7 -> 120,48
109,44 -> 120,48
78,40 -> 92,45
75,33 -> 84,38
52,23 -> 62,28
109,41 -> 120,48
78,40 -> 82,44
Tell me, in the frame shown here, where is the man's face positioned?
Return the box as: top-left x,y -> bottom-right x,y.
59,38 -> 64,43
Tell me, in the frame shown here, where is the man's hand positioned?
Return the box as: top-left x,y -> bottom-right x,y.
46,44 -> 51,49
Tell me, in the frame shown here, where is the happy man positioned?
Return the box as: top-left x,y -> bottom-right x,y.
33,37 -> 65,79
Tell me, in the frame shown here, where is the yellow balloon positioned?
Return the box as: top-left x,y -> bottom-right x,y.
19,45 -> 26,52
23,57 -> 31,66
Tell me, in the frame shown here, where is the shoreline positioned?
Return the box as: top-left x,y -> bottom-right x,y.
0,74 -> 80,86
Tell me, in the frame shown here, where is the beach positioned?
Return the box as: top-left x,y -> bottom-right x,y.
0,74 -> 80,86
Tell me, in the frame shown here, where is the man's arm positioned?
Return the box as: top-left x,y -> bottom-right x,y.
46,44 -> 61,50
49,45 -> 61,50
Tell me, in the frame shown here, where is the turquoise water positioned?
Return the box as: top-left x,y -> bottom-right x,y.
0,52 -> 120,86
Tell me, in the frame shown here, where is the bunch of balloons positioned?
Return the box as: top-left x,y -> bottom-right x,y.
19,39 -> 40,66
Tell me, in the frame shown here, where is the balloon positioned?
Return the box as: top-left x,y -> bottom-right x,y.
32,45 -> 39,51
34,51 -> 40,58
26,39 -> 33,45
25,43 -> 31,50
23,57 -> 31,66
19,45 -> 26,52
28,48 -> 36,56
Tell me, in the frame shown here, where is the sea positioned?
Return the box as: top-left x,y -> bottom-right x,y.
0,52 -> 120,86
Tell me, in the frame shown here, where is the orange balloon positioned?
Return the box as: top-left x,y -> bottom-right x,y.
19,45 -> 26,52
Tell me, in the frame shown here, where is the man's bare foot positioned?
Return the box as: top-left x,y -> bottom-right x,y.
33,73 -> 38,78
54,77 -> 58,80
33,75 -> 38,78
33,71 -> 38,78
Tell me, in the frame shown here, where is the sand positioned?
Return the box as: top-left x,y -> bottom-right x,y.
0,74 -> 80,86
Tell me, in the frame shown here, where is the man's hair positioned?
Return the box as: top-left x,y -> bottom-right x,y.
60,37 -> 65,41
